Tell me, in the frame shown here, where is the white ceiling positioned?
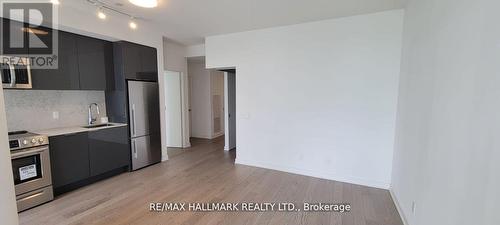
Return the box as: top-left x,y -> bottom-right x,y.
70,0 -> 405,45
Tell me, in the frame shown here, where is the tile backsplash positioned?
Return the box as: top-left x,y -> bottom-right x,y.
3,90 -> 106,132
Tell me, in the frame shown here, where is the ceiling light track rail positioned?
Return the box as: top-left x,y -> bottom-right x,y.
86,0 -> 140,29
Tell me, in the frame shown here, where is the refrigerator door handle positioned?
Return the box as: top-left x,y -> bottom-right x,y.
132,139 -> 138,159
131,104 -> 136,136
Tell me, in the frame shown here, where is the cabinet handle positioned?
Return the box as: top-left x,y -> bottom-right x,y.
16,189 -> 45,201
11,146 -> 48,159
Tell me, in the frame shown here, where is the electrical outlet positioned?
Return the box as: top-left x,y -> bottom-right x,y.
52,111 -> 59,120
411,201 -> 417,215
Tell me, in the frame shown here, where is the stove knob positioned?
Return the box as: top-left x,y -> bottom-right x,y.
23,140 -> 28,145
31,139 -> 37,144
38,138 -> 44,143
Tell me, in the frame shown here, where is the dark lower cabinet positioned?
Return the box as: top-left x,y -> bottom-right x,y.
49,132 -> 90,189
88,126 -> 129,176
49,126 -> 129,195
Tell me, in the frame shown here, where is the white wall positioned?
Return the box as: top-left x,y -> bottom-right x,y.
0,87 -> 19,225
163,39 -> 191,150
206,10 -> 404,188
391,0 -> 500,225
186,44 -> 206,58
189,61 -> 212,139
164,71 -> 183,148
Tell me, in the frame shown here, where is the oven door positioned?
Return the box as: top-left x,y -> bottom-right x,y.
11,146 -> 52,195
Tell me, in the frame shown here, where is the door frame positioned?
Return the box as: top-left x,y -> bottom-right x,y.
224,71 -> 236,151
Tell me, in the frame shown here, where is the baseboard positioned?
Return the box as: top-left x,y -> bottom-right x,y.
389,188 -> 409,225
191,135 -> 212,139
235,158 -> 390,189
211,132 -> 224,139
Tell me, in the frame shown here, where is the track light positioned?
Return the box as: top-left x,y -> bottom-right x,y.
88,0 -> 142,30
129,18 -> 137,30
97,8 -> 107,20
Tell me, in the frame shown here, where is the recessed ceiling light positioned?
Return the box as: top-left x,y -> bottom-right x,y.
129,0 -> 157,8
129,20 -> 137,30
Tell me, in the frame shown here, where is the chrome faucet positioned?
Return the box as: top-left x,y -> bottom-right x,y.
88,103 -> 100,125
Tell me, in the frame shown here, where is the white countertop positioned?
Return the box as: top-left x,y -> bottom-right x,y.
34,123 -> 128,137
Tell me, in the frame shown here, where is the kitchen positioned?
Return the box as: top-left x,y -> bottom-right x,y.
1,17 -> 162,212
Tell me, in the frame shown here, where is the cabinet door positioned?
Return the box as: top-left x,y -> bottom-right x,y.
31,31 -> 80,90
77,36 -> 112,90
49,132 -> 89,188
88,126 -> 130,176
117,42 -> 158,81
139,46 -> 158,81
1,18 -> 29,55
120,42 -> 142,80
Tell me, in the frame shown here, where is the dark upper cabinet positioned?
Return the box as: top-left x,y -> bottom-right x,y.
31,30 -> 113,90
114,41 -> 158,82
1,18 -> 29,55
49,132 -> 90,188
88,126 -> 130,176
76,35 -> 113,90
119,42 -> 142,80
3,18 -> 114,90
31,31 -> 80,90
140,46 -> 158,76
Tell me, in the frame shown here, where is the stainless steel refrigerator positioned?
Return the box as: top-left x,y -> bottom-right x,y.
127,80 -> 162,170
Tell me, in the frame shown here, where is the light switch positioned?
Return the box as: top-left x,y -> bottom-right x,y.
52,111 -> 59,120
240,113 -> 250,119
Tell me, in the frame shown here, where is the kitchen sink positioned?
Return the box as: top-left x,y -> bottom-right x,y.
81,123 -> 116,129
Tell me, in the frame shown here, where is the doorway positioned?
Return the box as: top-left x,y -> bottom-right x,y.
224,70 -> 236,151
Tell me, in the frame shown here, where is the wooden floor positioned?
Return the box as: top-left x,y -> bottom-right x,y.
20,137 -> 403,225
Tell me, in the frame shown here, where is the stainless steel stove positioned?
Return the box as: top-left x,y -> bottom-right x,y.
8,130 -> 53,212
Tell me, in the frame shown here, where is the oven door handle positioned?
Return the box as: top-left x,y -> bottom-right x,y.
9,64 -> 16,87
11,146 -> 48,159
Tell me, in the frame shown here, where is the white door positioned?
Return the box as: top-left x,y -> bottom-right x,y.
224,71 -> 236,150
164,71 -> 183,147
